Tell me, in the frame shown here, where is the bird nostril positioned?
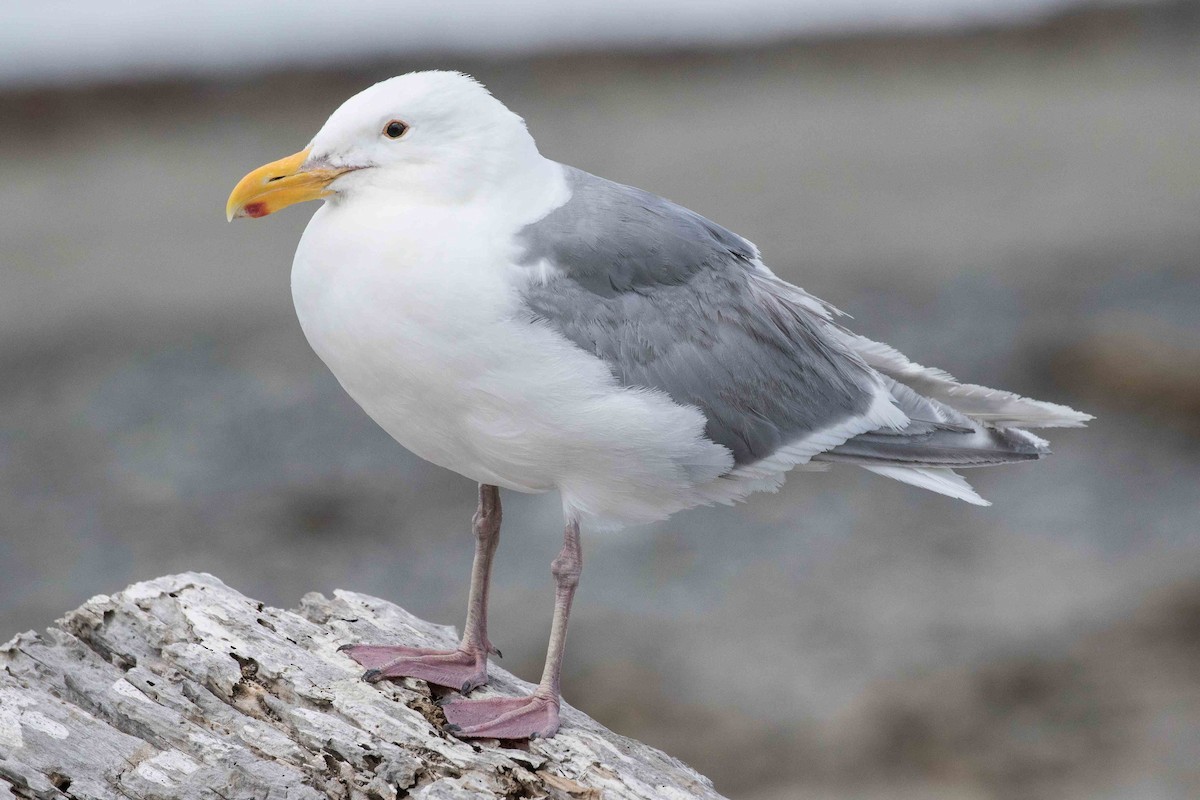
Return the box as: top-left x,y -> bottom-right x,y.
266,175 -> 286,183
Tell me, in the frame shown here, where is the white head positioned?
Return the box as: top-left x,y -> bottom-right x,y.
227,71 -> 540,219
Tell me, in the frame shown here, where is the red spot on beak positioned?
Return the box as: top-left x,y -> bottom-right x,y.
243,202 -> 268,218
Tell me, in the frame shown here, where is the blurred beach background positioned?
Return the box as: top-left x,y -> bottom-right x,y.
2,1 -> 1199,797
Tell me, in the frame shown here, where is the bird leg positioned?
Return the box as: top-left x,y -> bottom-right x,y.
443,517 -> 581,739
341,484 -> 501,693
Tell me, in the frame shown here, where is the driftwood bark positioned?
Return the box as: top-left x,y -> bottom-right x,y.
0,573 -> 724,800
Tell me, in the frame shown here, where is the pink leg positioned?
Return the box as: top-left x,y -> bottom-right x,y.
443,517 -> 581,740
341,485 -> 502,693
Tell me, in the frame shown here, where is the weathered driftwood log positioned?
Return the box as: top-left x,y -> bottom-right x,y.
0,573 -> 723,800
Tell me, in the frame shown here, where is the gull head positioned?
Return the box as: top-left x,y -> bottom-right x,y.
226,71 -> 536,221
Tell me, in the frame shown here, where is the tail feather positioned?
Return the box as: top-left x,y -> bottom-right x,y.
819,336 -> 1089,505
860,465 -> 991,507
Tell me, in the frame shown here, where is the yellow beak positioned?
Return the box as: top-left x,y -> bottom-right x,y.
225,148 -> 352,221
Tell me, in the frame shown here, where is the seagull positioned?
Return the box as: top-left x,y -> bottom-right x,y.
226,71 -> 1090,740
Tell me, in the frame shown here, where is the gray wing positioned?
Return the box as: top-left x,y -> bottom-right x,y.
824,377 -> 1046,467
516,166 -> 883,467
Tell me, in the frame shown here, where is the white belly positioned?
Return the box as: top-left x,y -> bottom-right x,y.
290,199 -> 733,525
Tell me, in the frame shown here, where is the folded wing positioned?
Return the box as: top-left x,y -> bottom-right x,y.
516,165 -> 1090,506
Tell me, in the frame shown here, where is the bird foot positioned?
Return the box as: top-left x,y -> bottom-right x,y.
442,691 -> 560,739
339,643 -> 488,693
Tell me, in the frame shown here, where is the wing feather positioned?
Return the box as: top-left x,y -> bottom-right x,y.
518,165 -> 901,470
515,163 -> 1086,505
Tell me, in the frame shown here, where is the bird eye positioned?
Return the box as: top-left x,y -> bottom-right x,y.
383,120 -> 409,139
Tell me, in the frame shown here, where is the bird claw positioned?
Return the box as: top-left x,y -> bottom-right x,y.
342,642 -> 489,691
442,692 -> 560,740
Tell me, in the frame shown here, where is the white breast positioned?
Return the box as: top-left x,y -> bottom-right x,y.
292,197 -> 527,483
290,184 -> 734,526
